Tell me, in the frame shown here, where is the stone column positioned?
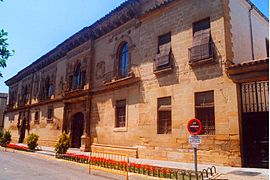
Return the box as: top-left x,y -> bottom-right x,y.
80,95 -> 91,152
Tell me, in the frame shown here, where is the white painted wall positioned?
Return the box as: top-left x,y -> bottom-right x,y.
229,0 -> 269,64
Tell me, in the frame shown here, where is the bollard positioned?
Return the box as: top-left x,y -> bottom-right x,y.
211,166 -> 216,174
207,167 -> 212,176
202,169 -> 208,178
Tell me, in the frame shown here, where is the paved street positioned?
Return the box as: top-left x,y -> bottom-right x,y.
0,150 -> 108,180
0,148 -> 268,180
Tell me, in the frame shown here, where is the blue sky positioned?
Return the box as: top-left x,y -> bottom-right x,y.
0,0 -> 269,93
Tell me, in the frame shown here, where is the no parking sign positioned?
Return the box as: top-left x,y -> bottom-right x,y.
187,118 -> 202,135
187,118 -> 202,180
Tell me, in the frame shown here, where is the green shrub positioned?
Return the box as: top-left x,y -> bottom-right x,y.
0,130 -> 3,140
26,133 -> 39,150
0,130 -> 12,147
55,132 -> 71,154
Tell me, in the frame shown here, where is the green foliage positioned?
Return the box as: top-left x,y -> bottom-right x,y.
0,1 -> 14,77
26,133 -> 39,150
0,130 -> 3,139
0,130 -> 11,146
55,132 -> 71,154
0,29 -> 14,77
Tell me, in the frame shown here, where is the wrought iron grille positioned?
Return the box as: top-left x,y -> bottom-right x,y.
241,81 -> 269,113
195,91 -> 215,135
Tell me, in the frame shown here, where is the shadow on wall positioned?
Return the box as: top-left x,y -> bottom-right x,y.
90,84 -> 145,146
192,43 -> 223,81
156,54 -> 180,87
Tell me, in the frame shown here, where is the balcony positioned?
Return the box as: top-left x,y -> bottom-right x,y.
63,88 -> 88,100
153,55 -> 174,75
188,42 -> 216,66
17,95 -> 30,107
100,66 -> 140,91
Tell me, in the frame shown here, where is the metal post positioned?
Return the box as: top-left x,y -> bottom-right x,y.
194,147 -> 198,180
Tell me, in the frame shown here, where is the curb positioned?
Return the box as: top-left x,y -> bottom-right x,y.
0,146 -> 88,168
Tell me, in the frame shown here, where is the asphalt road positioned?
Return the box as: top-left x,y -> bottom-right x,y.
1,148 -> 267,180
0,150 -> 109,180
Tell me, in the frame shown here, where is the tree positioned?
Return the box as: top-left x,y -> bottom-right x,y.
0,0 -> 14,77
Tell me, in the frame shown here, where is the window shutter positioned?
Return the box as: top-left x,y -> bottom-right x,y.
158,105 -> 171,111
158,97 -> 171,111
157,97 -> 172,134
191,29 -> 211,61
200,29 -> 211,60
156,42 -> 171,67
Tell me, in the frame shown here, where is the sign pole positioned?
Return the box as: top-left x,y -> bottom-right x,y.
194,146 -> 198,180
187,119 -> 202,180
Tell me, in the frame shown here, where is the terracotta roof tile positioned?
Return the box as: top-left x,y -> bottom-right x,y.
228,58 -> 269,68
143,0 -> 174,14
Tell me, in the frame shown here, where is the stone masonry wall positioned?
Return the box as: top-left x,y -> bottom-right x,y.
91,0 -> 241,166
4,39 -> 92,146
4,102 -> 63,147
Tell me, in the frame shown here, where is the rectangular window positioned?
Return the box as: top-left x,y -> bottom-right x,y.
47,107 -> 53,123
266,38 -> 269,57
157,97 -> 172,134
190,17 -> 213,62
34,111 -> 40,124
193,18 -> 210,35
195,91 -> 215,135
155,32 -> 172,71
115,100 -> 126,128
158,32 -> 171,53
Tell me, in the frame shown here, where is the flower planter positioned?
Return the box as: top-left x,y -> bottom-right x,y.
57,153 -> 204,180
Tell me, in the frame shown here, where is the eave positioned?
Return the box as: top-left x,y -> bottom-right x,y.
5,0 -> 140,86
226,58 -> 269,83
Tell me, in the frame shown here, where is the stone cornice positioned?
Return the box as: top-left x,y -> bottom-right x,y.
5,0 -> 268,87
5,0 -> 141,86
5,27 -> 91,86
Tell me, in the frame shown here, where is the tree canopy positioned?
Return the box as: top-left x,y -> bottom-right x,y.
0,0 -> 14,77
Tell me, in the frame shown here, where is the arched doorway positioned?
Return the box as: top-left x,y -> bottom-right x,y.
71,112 -> 84,148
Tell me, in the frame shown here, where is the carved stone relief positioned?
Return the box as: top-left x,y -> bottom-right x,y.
95,61 -> 105,80
38,66 -> 57,100
65,56 -> 88,91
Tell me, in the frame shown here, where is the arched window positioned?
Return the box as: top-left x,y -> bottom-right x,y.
45,77 -> 52,97
118,42 -> 129,78
23,86 -> 28,103
73,63 -> 81,89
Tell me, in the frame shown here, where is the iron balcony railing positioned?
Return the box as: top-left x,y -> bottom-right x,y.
103,65 -> 140,84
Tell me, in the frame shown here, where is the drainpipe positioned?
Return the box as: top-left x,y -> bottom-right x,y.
249,4 -> 255,60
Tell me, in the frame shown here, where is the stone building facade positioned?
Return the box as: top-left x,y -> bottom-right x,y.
0,93 -> 8,132
4,0 -> 269,168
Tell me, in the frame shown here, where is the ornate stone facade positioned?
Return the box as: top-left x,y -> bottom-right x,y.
3,0 -> 269,167
0,93 -> 8,132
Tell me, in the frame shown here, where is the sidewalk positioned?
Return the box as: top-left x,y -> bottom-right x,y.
15,144 -> 269,179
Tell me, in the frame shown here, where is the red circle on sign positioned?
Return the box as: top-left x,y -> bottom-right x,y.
187,118 -> 202,135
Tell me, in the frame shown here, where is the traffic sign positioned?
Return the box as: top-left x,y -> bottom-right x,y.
189,135 -> 202,145
187,118 -> 202,135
